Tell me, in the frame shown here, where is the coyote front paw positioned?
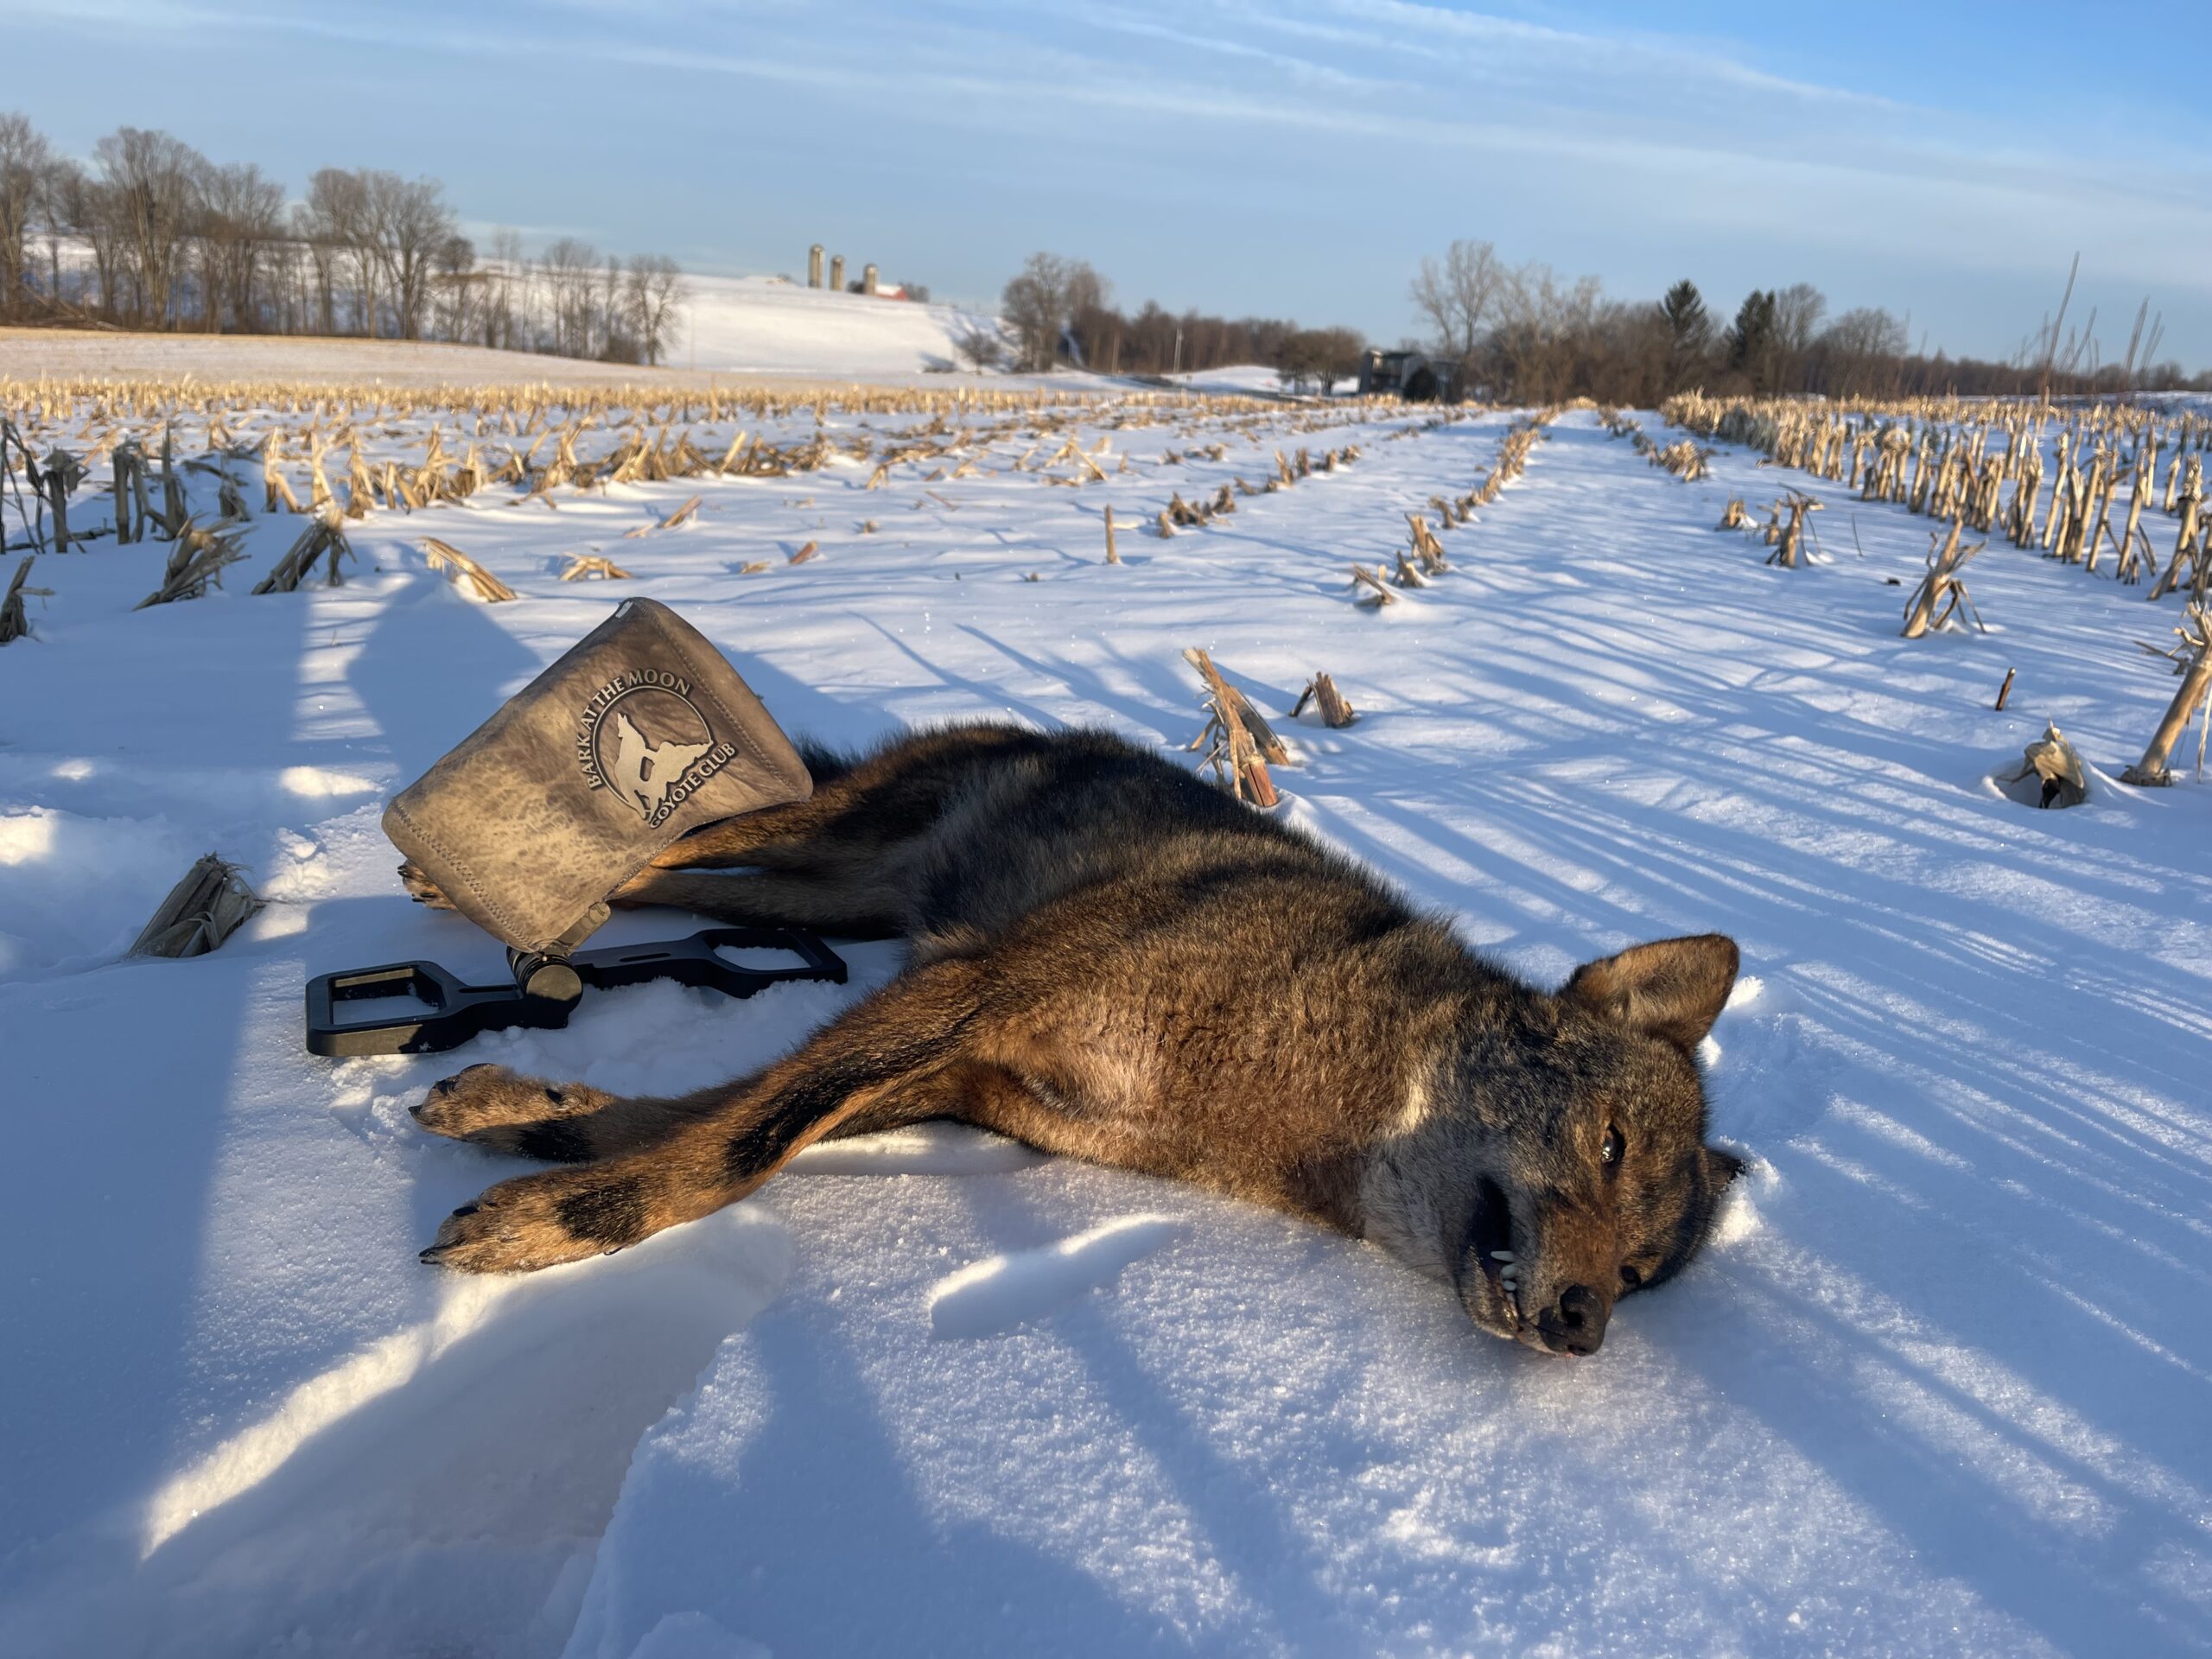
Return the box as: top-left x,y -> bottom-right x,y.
411,1064 -> 613,1153
420,1167 -> 653,1272
398,860 -> 458,909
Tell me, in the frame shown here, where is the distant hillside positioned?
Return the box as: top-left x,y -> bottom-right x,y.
680,274 -> 1001,377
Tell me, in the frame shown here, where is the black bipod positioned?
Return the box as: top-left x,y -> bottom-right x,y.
304,926 -> 846,1057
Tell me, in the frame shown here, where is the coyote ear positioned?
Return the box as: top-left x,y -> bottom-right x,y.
1562,933 -> 1739,1052
1705,1146 -> 1745,1188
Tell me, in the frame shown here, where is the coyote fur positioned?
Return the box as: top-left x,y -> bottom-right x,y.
406,723 -> 1743,1357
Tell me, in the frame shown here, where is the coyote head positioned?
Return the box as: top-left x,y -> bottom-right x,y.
1365,934 -> 1745,1357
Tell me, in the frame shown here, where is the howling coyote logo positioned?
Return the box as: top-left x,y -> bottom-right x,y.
575,672 -> 727,825
606,709 -> 715,821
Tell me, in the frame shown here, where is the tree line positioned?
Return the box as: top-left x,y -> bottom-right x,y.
1409,238 -> 2208,405
0,112 -> 690,364
980,242 -> 2208,405
990,252 -> 1367,391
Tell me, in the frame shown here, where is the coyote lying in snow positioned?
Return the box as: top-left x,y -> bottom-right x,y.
407,724 -> 1743,1357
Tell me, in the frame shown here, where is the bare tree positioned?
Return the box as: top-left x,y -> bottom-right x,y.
597,252 -> 624,359
361,170 -> 455,340
93,127 -> 207,327
1001,252 -> 1065,372
1772,282 -> 1827,388
432,232 -> 476,342
1000,252 -> 1103,372
622,253 -> 689,365
486,227 -> 525,348
542,237 -> 599,358
1409,238 -> 1503,371
954,324 -> 1006,372
34,153 -> 84,306
264,232 -> 302,333
1276,327 -> 1366,395
302,168 -> 372,333
1492,263 -> 1603,404
1815,307 -> 1910,396
196,162 -> 284,331
0,112 -> 53,318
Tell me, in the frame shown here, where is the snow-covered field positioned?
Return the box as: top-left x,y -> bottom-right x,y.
2,389 -> 2209,1657
0,325 -> 722,388
0,274 -> 1002,387
680,274 -> 997,377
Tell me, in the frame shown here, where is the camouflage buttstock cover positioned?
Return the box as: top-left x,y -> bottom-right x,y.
383,597 -> 812,956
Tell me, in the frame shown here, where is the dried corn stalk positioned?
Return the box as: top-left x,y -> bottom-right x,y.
1766,492 -> 1823,569
1183,648 -> 1288,764
344,443 -> 376,519
252,509 -> 353,593
111,439 -> 151,543
1901,520 -> 1986,638
2001,723 -> 2088,808
658,493 -> 706,531
1,556 -> 53,644
2120,604 -> 2212,786
136,518 -> 248,608
1291,672 -> 1357,727
264,429 -> 303,513
421,537 -> 517,601
560,554 -> 633,581
41,446 -> 85,551
1407,513 -> 1448,573
1184,647 -> 1282,806
1350,563 -> 1397,607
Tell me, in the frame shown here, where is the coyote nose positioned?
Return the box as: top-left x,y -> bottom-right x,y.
1539,1284 -> 1609,1356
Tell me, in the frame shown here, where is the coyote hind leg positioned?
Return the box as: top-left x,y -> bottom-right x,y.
418,958 -> 990,1271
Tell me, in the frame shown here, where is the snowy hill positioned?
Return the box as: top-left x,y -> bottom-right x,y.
0,265 -> 1004,386
1,397 -> 2209,1656
678,273 -> 998,377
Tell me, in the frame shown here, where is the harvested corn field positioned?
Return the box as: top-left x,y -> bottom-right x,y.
4,375 -> 2212,1659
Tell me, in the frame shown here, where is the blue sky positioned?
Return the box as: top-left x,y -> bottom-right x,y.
13,0 -> 2211,368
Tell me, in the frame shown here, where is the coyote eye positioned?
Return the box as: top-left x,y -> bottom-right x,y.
1619,1263 -> 1645,1292
1601,1124 -> 1624,1166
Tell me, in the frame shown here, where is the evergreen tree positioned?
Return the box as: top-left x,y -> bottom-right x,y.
1726,289 -> 1780,391
1658,280 -> 1710,390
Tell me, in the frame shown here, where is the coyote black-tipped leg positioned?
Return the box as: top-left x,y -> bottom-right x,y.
420,1165 -> 652,1272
